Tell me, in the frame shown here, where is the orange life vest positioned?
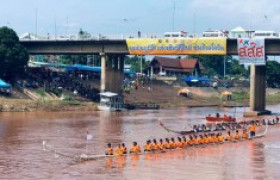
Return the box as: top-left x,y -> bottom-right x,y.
144,144 -> 152,151
213,136 -> 219,143
107,148 -> 113,155
116,147 -> 124,155
235,134 -> 240,140
159,143 -> 165,150
226,135 -> 232,141
199,138 -> 205,144
152,143 -> 159,150
194,138 -> 200,145
218,136 -> 224,142
131,145 -> 140,153
187,139 -> 195,145
177,141 -> 183,148
165,142 -> 171,149
242,132 -> 249,138
205,137 -> 210,144
249,125 -> 256,132
171,142 -> 177,149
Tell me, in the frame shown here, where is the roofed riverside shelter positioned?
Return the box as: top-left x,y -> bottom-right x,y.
147,56 -> 204,77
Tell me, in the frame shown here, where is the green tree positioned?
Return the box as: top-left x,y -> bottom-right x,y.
266,60 -> 280,87
124,55 -> 148,72
0,26 -> 28,81
189,55 -> 248,78
226,58 -> 248,77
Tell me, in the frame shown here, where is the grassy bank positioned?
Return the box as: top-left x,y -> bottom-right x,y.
0,98 -> 98,112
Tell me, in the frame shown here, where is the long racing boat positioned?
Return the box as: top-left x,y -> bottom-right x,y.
73,123 -> 268,162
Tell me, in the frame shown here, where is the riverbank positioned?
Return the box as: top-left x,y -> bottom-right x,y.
125,86 -> 280,109
1,87 -> 280,112
0,98 -> 98,112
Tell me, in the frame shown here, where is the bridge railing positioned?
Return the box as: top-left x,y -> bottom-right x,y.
19,33 -> 166,41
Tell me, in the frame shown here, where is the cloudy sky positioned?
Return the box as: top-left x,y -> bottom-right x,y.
0,0 -> 279,37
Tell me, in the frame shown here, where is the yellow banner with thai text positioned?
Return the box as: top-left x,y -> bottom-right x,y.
126,38 -> 227,55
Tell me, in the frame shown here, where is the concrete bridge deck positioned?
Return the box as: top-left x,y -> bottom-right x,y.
20,39 -> 280,55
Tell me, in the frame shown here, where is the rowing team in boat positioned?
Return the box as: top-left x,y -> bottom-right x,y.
192,120 -> 261,133
105,123 -> 258,156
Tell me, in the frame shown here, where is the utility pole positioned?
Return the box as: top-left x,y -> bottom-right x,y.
193,12 -> 196,37
66,17 -> 68,37
35,8 -> 38,39
55,17 -> 57,40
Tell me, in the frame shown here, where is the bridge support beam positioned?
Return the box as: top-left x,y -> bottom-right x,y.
244,64 -> 271,117
100,52 -> 106,92
100,53 -> 124,94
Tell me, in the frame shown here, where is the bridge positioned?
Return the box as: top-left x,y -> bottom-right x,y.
20,39 -> 280,117
20,39 -> 280,55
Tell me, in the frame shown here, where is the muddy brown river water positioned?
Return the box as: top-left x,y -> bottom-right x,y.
0,105 -> 280,180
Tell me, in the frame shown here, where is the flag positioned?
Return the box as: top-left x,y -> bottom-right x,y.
86,131 -> 93,140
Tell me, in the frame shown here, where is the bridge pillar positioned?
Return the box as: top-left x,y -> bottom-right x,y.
100,53 -> 124,94
100,52 -> 106,92
244,64 -> 271,117
109,55 -> 124,94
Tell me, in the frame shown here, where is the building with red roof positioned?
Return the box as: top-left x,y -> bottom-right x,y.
147,56 -> 204,77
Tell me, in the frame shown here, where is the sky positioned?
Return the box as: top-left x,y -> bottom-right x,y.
0,0 -> 280,37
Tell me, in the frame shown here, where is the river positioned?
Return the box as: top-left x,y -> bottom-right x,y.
0,105 -> 280,179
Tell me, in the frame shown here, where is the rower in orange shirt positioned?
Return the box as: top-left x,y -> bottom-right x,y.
226,131 -> 232,141
159,139 -> 165,150
171,138 -> 177,149
249,122 -> 256,137
213,134 -> 219,143
204,134 -> 210,144
130,142 -> 141,154
106,143 -> 114,155
209,134 -> 214,143
165,138 -> 171,149
177,137 -> 183,148
199,135 -> 205,144
218,133 -> 224,142
193,135 -> 200,145
182,136 -> 187,147
187,135 -> 195,145
115,144 -> 124,155
144,140 -> 152,152
242,129 -> 249,139
152,139 -> 159,151
235,130 -> 241,140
